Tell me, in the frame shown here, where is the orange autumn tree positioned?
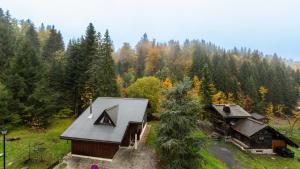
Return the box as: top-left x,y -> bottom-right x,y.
162,77 -> 173,89
243,95 -> 254,112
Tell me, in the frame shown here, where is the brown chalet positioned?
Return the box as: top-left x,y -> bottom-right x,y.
61,97 -> 148,160
210,104 -> 299,154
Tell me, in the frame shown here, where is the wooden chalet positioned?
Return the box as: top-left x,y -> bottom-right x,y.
211,104 -> 299,154
210,104 -> 251,135
61,97 -> 148,160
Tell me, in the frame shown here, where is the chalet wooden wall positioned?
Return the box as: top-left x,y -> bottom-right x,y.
71,140 -> 119,159
250,130 -> 273,149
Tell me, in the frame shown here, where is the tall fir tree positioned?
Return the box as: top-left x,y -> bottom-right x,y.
157,78 -> 203,169
0,82 -> 13,124
25,24 -> 40,55
0,8 -> 15,77
136,33 -> 150,77
42,26 -> 64,59
6,38 -> 43,125
93,30 -> 119,96
190,44 -> 210,78
200,64 -> 216,107
65,40 -> 86,116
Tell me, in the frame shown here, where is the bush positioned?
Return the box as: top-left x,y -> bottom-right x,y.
126,76 -> 161,115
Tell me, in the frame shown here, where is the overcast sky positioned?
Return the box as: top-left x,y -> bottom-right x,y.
2,0 -> 300,60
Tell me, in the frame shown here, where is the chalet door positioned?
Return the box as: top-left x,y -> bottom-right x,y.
272,140 -> 286,150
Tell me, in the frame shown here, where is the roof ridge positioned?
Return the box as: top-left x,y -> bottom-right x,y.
247,117 -> 266,125
213,104 -> 237,106
97,97 -> 149,100
105,104 -> 119,111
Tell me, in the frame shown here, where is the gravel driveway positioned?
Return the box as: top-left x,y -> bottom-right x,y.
208,143 -> 237,169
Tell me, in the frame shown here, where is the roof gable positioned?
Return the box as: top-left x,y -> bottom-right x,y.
94,111 -> 115,126
267,127 -> 299,148
94,105 -> 118,126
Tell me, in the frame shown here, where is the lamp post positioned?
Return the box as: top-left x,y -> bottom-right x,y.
1,129 -> 7,169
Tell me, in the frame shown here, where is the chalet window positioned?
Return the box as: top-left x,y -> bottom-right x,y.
101,116 -> 112,125
259,136 -> 264,140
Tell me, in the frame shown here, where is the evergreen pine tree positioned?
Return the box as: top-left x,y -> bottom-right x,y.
6,38 -> 43,124
190,44 -> 209,78
157,78 -> 203,169
136,33 -> 150,77
25,24 -> 40,55
65,40 -> 86,116
200,64 -> 216,107
0,82 -> 13,124
0,8 -> 15,76
94,30 -> 119,96
42,26 -> 64,59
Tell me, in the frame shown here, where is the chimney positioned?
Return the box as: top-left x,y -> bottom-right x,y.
223,104 -> 231,114
88,99 -> 93,119
90,99 -> 93,114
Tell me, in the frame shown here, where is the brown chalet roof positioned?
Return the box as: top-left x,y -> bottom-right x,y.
231,118 -> 267,137
251,113 -> 266,120
212,104 -> 251,118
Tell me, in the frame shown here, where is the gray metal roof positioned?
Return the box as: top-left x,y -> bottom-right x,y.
250,113 -> 266,120
212,104 -> 251,118
231,118 -> 267,137
61,97 -> 148,143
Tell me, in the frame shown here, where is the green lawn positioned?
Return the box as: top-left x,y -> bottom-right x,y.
199,149 -> 228,169
224,143 -> 300,169
0,118 -> 74,169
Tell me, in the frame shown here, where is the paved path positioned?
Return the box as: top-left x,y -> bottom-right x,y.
208,143 -> 236,169
54,124 -> 158,169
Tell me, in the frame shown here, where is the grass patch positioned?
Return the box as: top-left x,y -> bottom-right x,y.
145,121 -> 158,149
199,149 -> 228,169
225,143 -> 300,169
0,118 -> 74,169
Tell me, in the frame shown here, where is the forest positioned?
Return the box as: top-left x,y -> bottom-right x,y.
1,6 -> 300,169
0,7 -> 299,129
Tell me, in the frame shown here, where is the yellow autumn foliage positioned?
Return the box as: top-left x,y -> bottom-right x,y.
212,91 -> 227,104
162,77 -> 173,89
